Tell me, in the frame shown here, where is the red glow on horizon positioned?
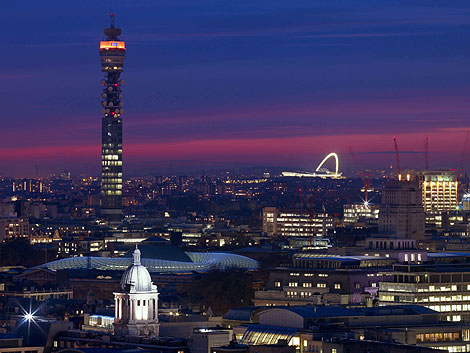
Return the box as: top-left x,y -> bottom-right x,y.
0,129 -> 466,165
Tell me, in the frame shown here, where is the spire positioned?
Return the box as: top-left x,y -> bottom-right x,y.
110,12 -> 115,28
133,245 -> 141,265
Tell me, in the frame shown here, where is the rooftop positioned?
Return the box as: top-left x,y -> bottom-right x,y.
266,305 -> 437,319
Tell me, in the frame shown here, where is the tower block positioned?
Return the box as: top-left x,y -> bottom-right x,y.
100,14 -> 126,224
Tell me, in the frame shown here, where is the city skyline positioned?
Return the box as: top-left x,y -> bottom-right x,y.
1,0 -> 470,176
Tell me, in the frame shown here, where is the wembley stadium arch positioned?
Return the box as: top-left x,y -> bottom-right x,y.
281,152 -> 343,179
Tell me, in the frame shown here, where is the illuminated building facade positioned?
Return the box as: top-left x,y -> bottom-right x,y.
113,246 -> 160,337
262,207 -> 334,238
343,203 -> 379,224
100,14 -> 126,224
0,217 -> 29,242
379,262 -> 470,322
406,170 -> 458,212
12,179 -> 44,193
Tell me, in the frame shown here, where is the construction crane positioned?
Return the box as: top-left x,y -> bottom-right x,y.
291,185 -> 305,209
348,146 -> 372,204
425,136 -> 429,170
393,137 -> 401,178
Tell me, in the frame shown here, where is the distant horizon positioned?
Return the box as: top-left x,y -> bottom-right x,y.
0,153 -> 463,179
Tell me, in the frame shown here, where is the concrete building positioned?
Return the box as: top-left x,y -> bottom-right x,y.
378,180 -> 425,239
363,236 -> 428,263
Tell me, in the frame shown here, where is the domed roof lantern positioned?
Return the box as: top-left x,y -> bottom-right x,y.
120,245 -> 156,293
133,244 -> 141,265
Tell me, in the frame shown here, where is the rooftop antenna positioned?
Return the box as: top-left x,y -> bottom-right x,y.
110,12 -> 115,28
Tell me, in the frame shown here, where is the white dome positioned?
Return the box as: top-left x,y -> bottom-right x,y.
120,246 -> 154,292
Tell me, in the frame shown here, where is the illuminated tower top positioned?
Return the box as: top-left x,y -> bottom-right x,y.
100,14 -> 126,72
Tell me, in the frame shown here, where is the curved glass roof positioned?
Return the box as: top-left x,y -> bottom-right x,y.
37,252 -> 258,274
123,242 -> 192,263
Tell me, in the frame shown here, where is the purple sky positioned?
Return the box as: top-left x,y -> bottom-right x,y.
1,1 -> 470,176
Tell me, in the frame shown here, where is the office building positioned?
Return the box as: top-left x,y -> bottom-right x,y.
378,261 -> 470,322
100,14 -> 126,224
343,203 -> 379,224
407,170 -> 458,212
262,207 -> 334,238
253,253 -> 393,307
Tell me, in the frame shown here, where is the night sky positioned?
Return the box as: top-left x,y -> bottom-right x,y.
1,0 -> 470,176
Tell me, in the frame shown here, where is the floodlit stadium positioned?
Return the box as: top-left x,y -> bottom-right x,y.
37,237 -> 258,273
282,152 -> 344,179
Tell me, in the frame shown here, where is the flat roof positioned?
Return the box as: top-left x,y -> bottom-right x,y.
263,305 -> 437,319
428,252 -> 470,257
